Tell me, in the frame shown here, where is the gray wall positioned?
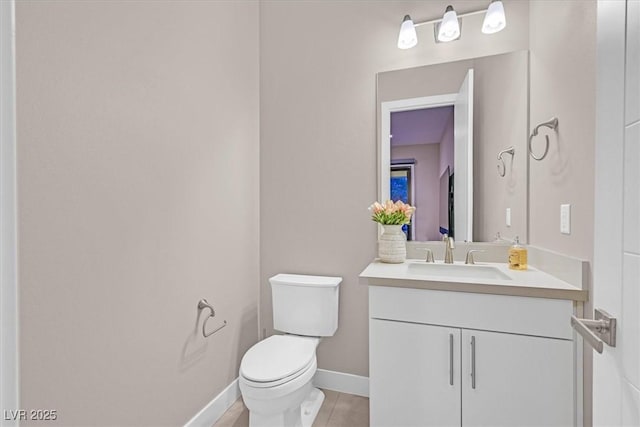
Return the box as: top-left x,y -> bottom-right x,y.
529,2 -> 596,263
260,0 -> 530,377
260,0 -> 594,399
16,1 -> 260,425
473,51 -> 529,242
14,0 -> 598,424
528,2 -> 596,425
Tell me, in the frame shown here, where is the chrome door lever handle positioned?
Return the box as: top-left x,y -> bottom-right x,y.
571,308 -> 616,354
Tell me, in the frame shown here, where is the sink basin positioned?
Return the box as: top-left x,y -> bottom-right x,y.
407,262 -> 512,281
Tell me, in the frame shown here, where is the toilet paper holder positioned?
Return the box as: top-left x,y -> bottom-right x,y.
197,299 -> 227,338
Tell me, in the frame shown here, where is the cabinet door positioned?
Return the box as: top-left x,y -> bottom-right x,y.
370,318 -> 461,427
461,329 -> 574,427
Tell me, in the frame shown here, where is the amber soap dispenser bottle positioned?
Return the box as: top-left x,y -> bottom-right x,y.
509,236 -> 528,270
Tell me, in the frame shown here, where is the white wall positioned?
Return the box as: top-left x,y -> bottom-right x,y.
13,1 -> 602,424
16,2 -> 260,425
528,3 -> 597,424
473,50 -> 529,242
529,1 -> 596,261
260,0 -> 529,376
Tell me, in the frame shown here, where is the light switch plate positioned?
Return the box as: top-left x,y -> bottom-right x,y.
561,204 -> 571,234
506,208 -> 511,227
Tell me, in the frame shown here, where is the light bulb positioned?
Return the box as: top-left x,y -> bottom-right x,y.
437,6 -> 460,42
397,15 -> 418,49
482,0 -> 506,34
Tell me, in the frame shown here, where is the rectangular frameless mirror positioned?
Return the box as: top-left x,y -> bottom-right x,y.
377,50 -> 529,243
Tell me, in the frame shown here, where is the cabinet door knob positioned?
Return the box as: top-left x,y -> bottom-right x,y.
471,336 -> 476,389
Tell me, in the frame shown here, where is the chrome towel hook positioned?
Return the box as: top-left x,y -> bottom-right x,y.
529,117 -> 558,161
497,146 -> 515,177
197,299 -> 227,338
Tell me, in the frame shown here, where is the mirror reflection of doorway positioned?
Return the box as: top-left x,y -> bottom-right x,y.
390,163 -> 414,240
390,105 -> 454,241
381,68 -> 473,242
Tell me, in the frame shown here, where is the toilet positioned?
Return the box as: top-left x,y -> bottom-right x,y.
239,273 -> 342,427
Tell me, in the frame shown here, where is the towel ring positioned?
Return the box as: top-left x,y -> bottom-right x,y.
197,299 -> 227,338
529,117 -> 558,161
497,146 -> 515,177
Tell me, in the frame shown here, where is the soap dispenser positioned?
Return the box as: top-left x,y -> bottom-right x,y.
509,236 -> 528,270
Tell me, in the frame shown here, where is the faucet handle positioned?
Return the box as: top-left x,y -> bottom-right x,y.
465,249 -> 485,265
417,248 -> 435,263
425,249 -> 434,263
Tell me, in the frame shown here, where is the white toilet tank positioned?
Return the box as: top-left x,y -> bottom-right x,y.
269,274 -> 341,337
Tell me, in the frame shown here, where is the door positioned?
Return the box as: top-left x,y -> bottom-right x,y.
369,319 -> 461,427
0,1 -> 19,426
454,69 -> 473,241
593,1 -> 640,425
461,330 -> 574,427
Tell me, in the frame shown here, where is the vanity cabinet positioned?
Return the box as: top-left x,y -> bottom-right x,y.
369,285 -> 578,427
370,319 -> 461,426
460,329 -> 573,426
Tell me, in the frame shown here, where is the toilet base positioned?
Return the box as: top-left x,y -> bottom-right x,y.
300,388 -> 325,427
247,386 -> 325,427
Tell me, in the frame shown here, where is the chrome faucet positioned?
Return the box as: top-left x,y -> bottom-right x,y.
443,234 -> 455,264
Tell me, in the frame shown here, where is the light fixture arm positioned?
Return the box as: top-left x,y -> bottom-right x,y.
413,8 -> 488,28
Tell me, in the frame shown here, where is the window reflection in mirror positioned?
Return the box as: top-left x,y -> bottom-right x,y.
390,163 -> 414,240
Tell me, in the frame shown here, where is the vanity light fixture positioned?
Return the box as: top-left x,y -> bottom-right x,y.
397,15 -> 418,49
482,0 -> 507,34
436,6 -> 461,42
397,1 -> 507,48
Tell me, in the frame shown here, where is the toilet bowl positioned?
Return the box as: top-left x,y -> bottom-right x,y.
239,335 -> 323,427
238,273 -> 341,427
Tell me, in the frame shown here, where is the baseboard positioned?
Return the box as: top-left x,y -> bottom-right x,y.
184,378 -> 240,427
184,369 -> 370,427
313,369 -> 369,397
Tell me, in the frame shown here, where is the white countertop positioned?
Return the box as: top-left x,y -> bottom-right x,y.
359,259 -> 588,301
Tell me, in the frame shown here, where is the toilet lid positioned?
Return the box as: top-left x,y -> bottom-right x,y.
240,335 -> 316,383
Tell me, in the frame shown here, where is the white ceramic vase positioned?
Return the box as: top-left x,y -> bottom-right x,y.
378,224 -> 406,263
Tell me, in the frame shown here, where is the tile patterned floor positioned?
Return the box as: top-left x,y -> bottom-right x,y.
212,389 -> 369,427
